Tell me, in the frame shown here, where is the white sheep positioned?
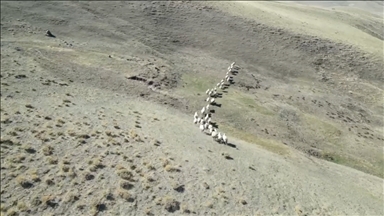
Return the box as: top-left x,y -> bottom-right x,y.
208,127 -> 213,134
193,117 -> 198,124
194,112 -> 198,118
197,117 -> 201,123
207,117 -> 211,123
222,133 -> 228,145
199,124 -> 205,132
214,87 -> 217,91
206,104 -> 210,111
204,122 -> 209,129
216,83 -> 220,87
231,62 -> 235,68
211,130 -> 218,138
217,132 -> 222,143
204,114 -> 209,122
205,89 -> 210,95
201,107 -> 206,114
208,124 -> 213,130
210,98 -> 215,104
206,97 -> 210,102
200,119 -> 205,125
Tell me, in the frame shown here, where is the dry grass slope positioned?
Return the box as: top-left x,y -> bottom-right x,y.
1,1 -> 383,215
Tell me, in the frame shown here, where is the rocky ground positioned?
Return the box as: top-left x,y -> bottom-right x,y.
1,1 -> 383,215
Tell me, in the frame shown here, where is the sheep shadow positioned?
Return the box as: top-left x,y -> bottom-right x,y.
211,122 -> 219,129
229,80 -> 235,85
226,142 -> 238,149
212,103 -> 222,108
231,71 -> 239,75
215,94 -> 223,98
210,109 -> 215,114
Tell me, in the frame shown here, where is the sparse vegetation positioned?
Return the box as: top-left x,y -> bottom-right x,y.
42,145 -> 54,156
116,168 -> 135,181
120,180 -> 134,190
164,165 -> 180,172
117,189 -> 135,202
46,156 -> 58,165
0,1 -> 383,215
16,175 -> 33,188
88,157 -> 105,172
163,197 -> 180,213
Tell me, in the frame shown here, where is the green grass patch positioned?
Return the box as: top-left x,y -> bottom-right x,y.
303,114 -> 342,145
180,73 -> 218,94
321,151 -> 384,179
233,93 -> 276,116
220,124 -> 290,156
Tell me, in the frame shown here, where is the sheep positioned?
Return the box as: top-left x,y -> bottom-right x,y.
194,112 -> 198,119
206,97 -> 210,102
221,79 -> 224,83
210,98 -> 215,104
222,133 -> 228,145
231,62 -> 235,68
206,89 -> 210,95
200,119 -> 205,125
211,129 -> 218,139
208,127 -> 213,135
201,107 -> 206,115
225,75 -> 229,79
204,114 -> 209,122
207,117 -> 211,124
206,104 -> 210,111
199,124 -> 205,132
208,124 -> 213,130
214,87 -> 217,91
217,132 -> 222,143
197,117 -> 201,124
193,117 -> 198,124
216,83 -> 220,87
204,122 -> 209,129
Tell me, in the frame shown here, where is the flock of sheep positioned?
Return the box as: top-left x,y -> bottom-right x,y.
193,62 -> 239,145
